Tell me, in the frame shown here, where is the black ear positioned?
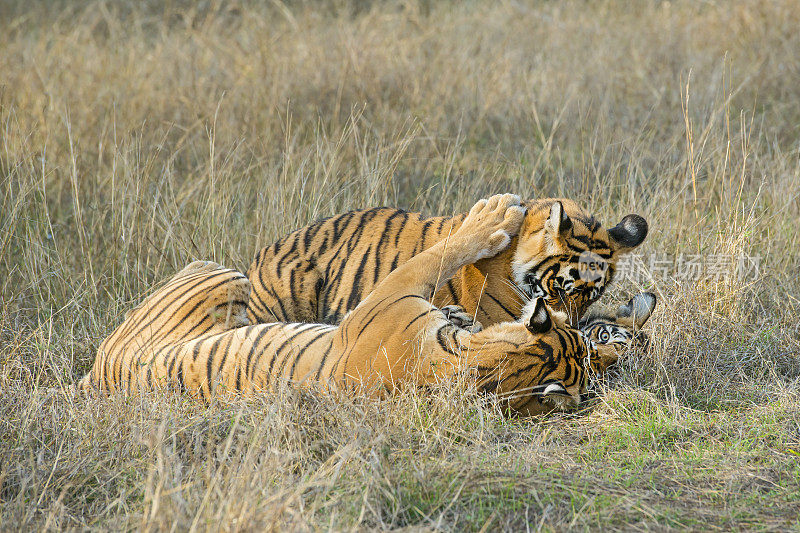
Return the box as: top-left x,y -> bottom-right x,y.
526,298 -> 552,335
608,214 -> 648,250
616,292 -> 657,328
545,201 -> 573,238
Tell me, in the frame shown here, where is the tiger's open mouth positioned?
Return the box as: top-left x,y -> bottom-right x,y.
522,273 -> 567,306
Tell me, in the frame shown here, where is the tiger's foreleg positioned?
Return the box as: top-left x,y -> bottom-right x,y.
331,195 -> 526,390
365,194 -> 527,300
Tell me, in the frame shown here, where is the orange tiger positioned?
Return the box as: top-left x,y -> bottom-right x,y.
246,198 -> 648,329
79,195 -> 654,414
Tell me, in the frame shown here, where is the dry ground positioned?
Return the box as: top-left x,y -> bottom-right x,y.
2,0 -> 799,530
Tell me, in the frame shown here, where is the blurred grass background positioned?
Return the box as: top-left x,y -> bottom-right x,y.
1,0 -> 799,530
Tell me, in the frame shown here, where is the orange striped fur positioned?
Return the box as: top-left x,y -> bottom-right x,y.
246,198 -> 648,328
80,196 -> 655,415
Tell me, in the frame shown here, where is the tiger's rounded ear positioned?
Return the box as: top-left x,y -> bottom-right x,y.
608,214 -> 648,251
545,201 -> 573,239
616,292 -> 656,329
526,298 -> 552,335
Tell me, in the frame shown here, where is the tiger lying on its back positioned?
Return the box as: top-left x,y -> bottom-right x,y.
79,195 -> 655,415
247,198 -> 648,328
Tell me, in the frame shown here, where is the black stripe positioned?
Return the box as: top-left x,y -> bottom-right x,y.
214,332 -> 236,384
345,244 -> 371,312
288,328 -> 331,381
274,235 -> 299,278
258,282 -> 289,322
436,326 -> 462,356
445,279 -> 459,306
374,210 -> 405,285
205,335 -> 225,396
266,325 -> 316,385
354,293 -> 429,335
331,211 -> 357,242
419,219 -> 435,250
402,310 -> 434,332
176,363 -> 187,395
302,218 -> 326,253
313,343 -> 335,381
393,212 -> 409,247
483,291 -> 517,319
245,325 -> 276,379
275,325 -> 321,381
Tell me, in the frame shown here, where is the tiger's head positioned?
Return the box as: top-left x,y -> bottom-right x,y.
579,291 -> 657,375
477,297 -> 592,416
510,199 -> 648,325
485,292 -> 656,416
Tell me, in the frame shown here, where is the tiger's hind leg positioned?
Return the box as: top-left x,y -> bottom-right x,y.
78,261 -> 251,394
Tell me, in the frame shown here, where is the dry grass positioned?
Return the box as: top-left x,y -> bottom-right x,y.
2,0 -> 800,530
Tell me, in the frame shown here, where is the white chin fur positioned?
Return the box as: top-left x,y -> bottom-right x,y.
543,383 -> 566,395
510,256 -> 532,288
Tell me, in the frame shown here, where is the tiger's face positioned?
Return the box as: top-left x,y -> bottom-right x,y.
579,292 -> 657,375
501,292 -> 656,416
492,298 -> 592,416
511,199 -> 648,325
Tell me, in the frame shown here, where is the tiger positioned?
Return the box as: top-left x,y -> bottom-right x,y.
245,198 -> 648,331
78,195 -> 655,415
577,291 -> 656,374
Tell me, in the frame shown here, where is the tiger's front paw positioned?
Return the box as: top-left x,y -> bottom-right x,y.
457,194 -> 526,259
441,305 -> 483,333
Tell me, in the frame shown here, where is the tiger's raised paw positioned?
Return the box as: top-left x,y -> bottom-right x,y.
457,194 -> 527,260
441,304 -> 483,333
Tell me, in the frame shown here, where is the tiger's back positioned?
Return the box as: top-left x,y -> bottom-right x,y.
247,207 -> 461,324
